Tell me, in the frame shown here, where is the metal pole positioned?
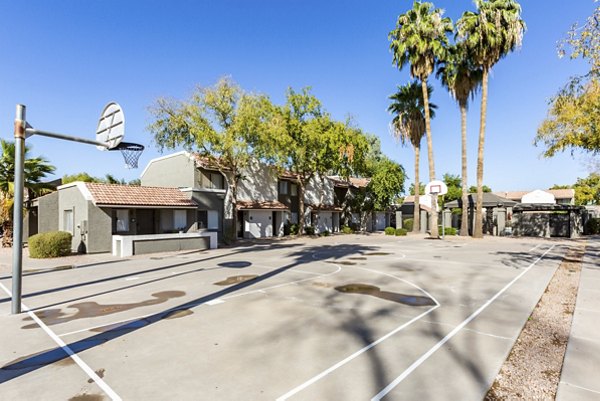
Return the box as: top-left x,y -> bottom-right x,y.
25,128 -> 110,148
442,209 -> 445,240
12,105 -> 26,314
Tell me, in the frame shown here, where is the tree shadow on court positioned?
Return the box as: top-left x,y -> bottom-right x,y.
492,244 -> 566,269
0,243 -> 299,307
0,243 -> 377,383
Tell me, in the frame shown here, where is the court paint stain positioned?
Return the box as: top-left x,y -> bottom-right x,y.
335,284 -> 435,306
213,275 -> 258,286
164,309 -> 194,319
326,261 -> 356,266
87,368 -> 105,383
68,394 -> 104,401
364,252 -> 392,256
20,291 -> 186,329
348,257 -> 367,260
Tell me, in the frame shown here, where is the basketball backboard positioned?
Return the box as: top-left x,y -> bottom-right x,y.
96,102 -> 124,150
426,180 -> 448,196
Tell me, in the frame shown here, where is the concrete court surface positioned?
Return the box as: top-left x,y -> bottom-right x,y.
0,234 -> 572,401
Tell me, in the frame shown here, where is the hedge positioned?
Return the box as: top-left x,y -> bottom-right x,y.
439,226 -> 457,236
29,231 -> 72,258
341,225 -> 353,234
403,218 -> 414,231
395,228 -> 408,236
384,227 -> 396,235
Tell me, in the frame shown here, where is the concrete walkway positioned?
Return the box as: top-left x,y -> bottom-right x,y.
557,236 -> 600,400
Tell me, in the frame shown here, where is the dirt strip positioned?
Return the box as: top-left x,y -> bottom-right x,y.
486,243 -> 586,400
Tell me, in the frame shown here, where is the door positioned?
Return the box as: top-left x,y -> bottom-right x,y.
136,209 -> 155,234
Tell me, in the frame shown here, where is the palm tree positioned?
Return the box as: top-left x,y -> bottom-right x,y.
457,0 -> 525,238
437,44 -> 483,236
389,1 -> 453,238
388,82 -> 436,234
0,140 -> 56,247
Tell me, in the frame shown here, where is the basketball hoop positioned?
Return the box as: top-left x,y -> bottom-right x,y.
110,142 -> 144,169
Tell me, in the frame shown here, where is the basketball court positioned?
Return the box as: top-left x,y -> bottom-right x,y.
0,234 -> 567,400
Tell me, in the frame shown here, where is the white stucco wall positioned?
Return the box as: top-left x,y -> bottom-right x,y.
304,174 -> 335,206
375,212 -> 387,230
522,190 -> 556,204
237,160 -> 278,202
246,210 -> 273,238
315,212 -> 333,233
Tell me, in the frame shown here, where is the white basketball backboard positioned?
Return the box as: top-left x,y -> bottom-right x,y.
96,102 -> 124,150
426,180 -> 448,196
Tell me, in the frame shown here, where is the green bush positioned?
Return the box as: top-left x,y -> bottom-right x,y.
403,218 -> 414,231
29,231 -> 72,258
289,224 -> 299,235
395,228 -> 408,236
341,225 -> 353,234
321,230 -> 330,237
585,217 -> 600,235
384,227 -> 396,235
304,225 -> 315,235
438,226 -> 457,236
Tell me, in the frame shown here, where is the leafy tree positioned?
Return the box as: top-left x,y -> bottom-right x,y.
573,173 -> 600,205
0,140 -> 55,247
549,184 -> 572,190
441,173 -> 462,206
389,1 -> 452,238
437,43 -> 483,236
62,172 -> 101,184
457,0 -> 525,238
558,4 -> 600,79
367,157 -> 406,211
148,77 -> 272,241
409,182 -> 426,196
469,184 -> 491,193
388,81 -> 436,233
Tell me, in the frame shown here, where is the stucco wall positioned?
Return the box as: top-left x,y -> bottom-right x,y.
38,192 -> 59,233
315,212 -> 333,233
88,205 -> 113,253
305,175 -> 334,206
237,161 -> 278,202
58,185 -> 90,252
141,153 -> 196,188
246,210 -> 273,238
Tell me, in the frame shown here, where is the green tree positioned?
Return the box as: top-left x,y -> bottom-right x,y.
558,4 -> 600,79
62,172 -> 101,184
469,184 -> 491,193
0,140 -> 55,247
409,182 -> 426,196
388,81 -> 436,233
441,173 -> 462,207
573,173 -> 600,205
367,158 -> 406,211
148,77 -> 272,241
457,0 -> 525,238
389,1 -> 452,238
437,44 -> 483,236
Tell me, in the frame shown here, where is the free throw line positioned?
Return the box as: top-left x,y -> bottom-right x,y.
0,282 -> 122,401
371,245 -> 555,400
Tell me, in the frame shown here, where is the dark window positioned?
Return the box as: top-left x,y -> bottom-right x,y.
198,210 -> 208,229
279,181 -> 288,195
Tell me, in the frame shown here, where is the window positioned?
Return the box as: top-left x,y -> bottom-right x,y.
291,212 -> 299,224
174,210 -> 187,230
279,181 -> 288,195
209,172 -> 224,189
290,183 -> 298,196
63,209 -> 74,234
116,209 -> 129,232
198,210 -> 208,229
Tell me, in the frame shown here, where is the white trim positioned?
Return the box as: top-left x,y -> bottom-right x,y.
179,187 -> 227,194
140,150 -> 192,178
95,204 -> 198,209
56,181 -> 94,201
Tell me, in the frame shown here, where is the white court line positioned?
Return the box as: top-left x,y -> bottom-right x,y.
0,282 -> 122,401
276,266 -> 439,401
529,243 -> 541,252
371,244 -> 556,401
559,381 -> 600,395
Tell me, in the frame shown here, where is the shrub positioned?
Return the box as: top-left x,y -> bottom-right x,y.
304,225 -> 315,235
395,228 -> 408,236
585,217 -> 600,235
403,218 -> 414,231
29,231 -> 72,258
384,227 -> 396,235
439,226 -> 457,236
321,230 -> 330,237
289,224 -> 299,235
341,225 -> 353,234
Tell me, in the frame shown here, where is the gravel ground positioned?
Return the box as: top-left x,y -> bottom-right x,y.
485,244 -> 586,400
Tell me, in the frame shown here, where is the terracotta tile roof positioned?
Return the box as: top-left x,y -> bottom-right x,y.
493,189 -> 575,201
191,154 -> 230,171
236,200 -> 289,210
85,183 -> 198,208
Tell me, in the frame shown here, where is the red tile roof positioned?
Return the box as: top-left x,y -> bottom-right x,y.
328,176 -> 370,188
308,204 -> 343,212
236,200 -> 289,210
84,183 -> 198,208
493,189 -> 575,201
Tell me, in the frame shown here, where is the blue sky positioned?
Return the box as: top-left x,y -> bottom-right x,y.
0,1 -> 596,192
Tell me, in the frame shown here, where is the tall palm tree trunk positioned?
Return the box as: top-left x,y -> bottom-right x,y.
473,68 -> 489,239
413,145 -> 421,233
460,103 -> 469,236
421,79 -> 439,238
